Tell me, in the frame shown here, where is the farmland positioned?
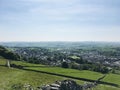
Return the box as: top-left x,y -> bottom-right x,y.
24,65 -> 120,86
0,58 -> 120,90
0,59 -> 68,89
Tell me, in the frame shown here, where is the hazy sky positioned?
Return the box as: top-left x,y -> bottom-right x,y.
0,0 -> 120,42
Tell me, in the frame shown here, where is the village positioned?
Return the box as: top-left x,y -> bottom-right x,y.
11,45 -> 120,70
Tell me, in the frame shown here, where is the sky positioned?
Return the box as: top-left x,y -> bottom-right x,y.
0,0 -> 120,42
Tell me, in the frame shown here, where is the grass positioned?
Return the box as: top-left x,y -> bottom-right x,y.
0,59 -> 84,89
0,66 -> 67,90
25,66 -> 120,86
102,74 -> 120,86
0,58 -> 120,90
93,85 -> 120,90
12,59 -> 120,88
26,66 -> 103,80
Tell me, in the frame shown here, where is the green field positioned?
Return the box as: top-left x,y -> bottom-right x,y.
26,67 -> 103,80
0,60 -> 68,89
0,58 -> 120,90
24,65 -> 120,86
69,55 -> 80,59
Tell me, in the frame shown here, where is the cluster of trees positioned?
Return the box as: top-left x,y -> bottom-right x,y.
62,62 -> 110,74
0,46 -> 20,68
62,57 -> 110,74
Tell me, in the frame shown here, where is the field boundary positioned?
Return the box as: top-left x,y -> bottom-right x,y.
22,68 -> 119,87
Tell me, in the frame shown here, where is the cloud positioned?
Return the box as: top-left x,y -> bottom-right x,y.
0,0 -> 120,42
29,4 -> 103,18
20,0 -> 75,3
1,0 -> 119,24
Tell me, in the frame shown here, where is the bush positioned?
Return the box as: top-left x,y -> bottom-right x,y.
61,62 -> 69,68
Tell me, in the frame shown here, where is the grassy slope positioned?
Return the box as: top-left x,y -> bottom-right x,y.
0,58 -> 120,90
25,66 -> 120,86
0,66 -> 66,89
12,59 -> 120,89
102,74 -> 120,86
0,59 -> 84,89
26,67 -> 103,80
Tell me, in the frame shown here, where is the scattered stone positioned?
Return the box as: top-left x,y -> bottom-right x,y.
50,84 -> 60,88
23,83 -> 33,90
11,75 -> 106,90
60,80 -> 83,90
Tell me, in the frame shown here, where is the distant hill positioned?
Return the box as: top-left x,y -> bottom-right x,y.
1,42 -> 120,48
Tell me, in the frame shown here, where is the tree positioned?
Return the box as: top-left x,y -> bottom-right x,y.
4,51 -> 15,68
101,66 -> 109,74
0,46 -> 20,68
61,61 -> 69,68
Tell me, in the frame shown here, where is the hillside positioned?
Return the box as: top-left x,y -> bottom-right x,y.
0,59 -> 68,90
0,58 -> 120,90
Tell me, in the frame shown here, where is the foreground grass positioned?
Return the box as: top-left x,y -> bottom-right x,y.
0,59 -> 84,89
0,66 -> 68,89
24,66 -> 120,86
11,59 -> 120,88
93,85 -> 120,90
0,58 -> 120,90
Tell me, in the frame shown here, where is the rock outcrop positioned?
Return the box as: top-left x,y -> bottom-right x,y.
41,79 -> 90,90
40,75 -> 106,90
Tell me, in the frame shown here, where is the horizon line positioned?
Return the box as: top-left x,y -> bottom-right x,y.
0,41 -> 120,43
